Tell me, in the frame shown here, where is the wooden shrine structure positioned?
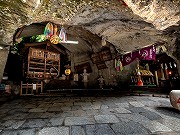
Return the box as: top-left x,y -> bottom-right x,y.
26,47 -> 60,80
20,41 -> 63,95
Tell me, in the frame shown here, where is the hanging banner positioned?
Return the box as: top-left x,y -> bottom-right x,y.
121,51 -> 139,66
120,45 -> 156,66
44,22 -> 54,39
115,58 -> 123,72
139,45 -> 156,60
59,28 -> 67,42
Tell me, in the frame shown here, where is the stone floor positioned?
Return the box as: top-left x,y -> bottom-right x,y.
0,95 -> 179,135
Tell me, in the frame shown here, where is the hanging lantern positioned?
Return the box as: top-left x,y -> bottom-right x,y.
115,58 -> 123,72
168,71 -> 172,75
44,22 -> 54,39
53,24 -> 58,35
137,77 -> 143,86
65,69 -> 71,75
59,27 -> 67,42
50,35 -> 59,44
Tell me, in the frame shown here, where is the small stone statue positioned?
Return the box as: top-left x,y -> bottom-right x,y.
61,74 -> 66,80
73,74 -> 79,82
98,75 -> 104,89
81,69 -> 89,89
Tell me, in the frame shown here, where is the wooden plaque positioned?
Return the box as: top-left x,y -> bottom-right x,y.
100,49 -> 112,61
96,62 -> 107,70
91,53 -> 101,64
74,62 -> 92,73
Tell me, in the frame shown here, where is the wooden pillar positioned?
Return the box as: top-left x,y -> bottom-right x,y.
26,83 -> 28,94
145,63 -> 149,71
36,83 -> 38,94
155,71 -> 159,86
20,81 -> 23,95
160,63 -> 166,80
176,61 -> 180,76
164,63 -> 169,80
41,81 -> 43,93
0,47 -> 10,82
71,53 -> 74,73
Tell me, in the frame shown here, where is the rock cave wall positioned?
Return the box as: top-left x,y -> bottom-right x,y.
0,0 -> 180,84
0,48 -> 10,82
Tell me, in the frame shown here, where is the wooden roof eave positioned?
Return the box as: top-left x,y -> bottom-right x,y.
25,41 -> 48,47
25,41 -> 66,55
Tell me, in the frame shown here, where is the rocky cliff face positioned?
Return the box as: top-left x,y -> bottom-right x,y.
0,0 -> 179,48
124,0 -> 180,30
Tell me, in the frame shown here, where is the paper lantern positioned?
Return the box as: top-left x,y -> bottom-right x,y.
44,22 -> 54,39
53,24 -> 58,35
50,35 -> 59,44
59,28 -> 67,42
65,69 -> 71,75
137,79 -> 143,86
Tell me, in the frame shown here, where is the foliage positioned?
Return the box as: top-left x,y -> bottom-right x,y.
11,35 -> 47,54
36,34 -> 46,42
11,42 -> 19,54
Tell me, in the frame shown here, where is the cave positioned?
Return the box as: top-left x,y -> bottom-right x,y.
1,2 -> 180,135
0,0 -> 180,94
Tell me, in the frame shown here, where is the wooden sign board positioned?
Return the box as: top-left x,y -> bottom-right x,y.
74,62 -> 92,73
91,48 -> 112,64
100,49 -> 112,61
91,53 -> 101,64
96,62 -> 107,70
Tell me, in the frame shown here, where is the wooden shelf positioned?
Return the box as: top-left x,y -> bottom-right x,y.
30,56 -> 45,59
27,47 -> 60,80
30,61 -> 45,65
48,64 -> 58,66
46,58 -> 59,61
28,71 -> 44,74
30,57 -> 45,62
29,67 -> 45,71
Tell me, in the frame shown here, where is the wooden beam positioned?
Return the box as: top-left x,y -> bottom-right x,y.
25,41 -> 48,47
25,41 -> 66,55
15,26 -> 26,39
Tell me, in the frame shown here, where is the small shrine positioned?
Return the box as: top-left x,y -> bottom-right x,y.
26,47 -> 60,81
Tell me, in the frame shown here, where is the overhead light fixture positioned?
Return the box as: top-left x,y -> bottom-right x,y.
59,40 -> 79,44
0,46 -> 3,50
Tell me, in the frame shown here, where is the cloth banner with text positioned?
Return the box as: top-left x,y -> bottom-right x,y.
139,45 -> 156,60
121,45 -> 156,66
121,51 -> 139,66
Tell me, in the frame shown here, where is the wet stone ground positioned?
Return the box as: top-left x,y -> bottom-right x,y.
0,95 -> 179,135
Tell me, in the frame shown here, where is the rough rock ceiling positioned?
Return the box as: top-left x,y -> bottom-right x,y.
0,0 -> 180,53
124,0 -> 180,30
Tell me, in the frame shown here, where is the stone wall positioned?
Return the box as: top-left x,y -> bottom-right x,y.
0,48 -> 9,83
164,37 -> 180,75
72,52 -> 138,89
